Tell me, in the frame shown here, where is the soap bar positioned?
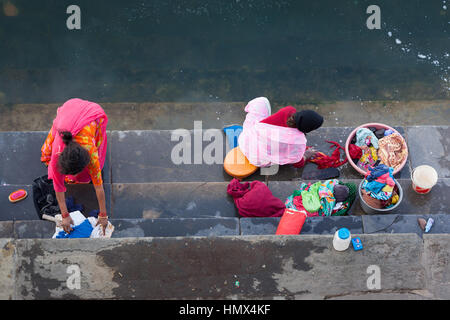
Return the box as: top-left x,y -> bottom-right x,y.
9,189 -> 28,203
351,237 -> 363,251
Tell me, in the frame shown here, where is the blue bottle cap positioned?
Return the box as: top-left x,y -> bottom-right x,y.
338,228 -> 350,240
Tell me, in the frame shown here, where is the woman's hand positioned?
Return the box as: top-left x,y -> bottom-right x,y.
96,216 -> 108,236
303,147 -> 318,161
61,216 -> 74,233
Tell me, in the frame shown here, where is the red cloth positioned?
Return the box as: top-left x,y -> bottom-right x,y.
227,179 -> 285,217
308,140 -> 348,169
349,144 -> 362,159
276,208 -> 307,235
260,106 -> 296,127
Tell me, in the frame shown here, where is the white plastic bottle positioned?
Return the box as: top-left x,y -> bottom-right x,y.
333,228 -> 351,251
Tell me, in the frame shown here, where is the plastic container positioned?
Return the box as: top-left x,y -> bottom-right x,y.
223,146 -> 258,179
8,189 -> 27,203
333,228 -> 351,251
276,209 -> 307,235
411,165 -> 438,194
358,179 -> 403,214
345,123 -> 408,176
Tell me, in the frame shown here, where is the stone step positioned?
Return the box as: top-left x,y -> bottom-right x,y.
7,234 -> 448,300
2,177 -> 449,221
1,126 -> 449,185
3,213 -> 450,240
1,126 -> 449,222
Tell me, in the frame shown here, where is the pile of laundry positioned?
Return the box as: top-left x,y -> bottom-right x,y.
360,164 -> 400,209
349,127 -> 408,172
52,210 -> 114,239
285,179 -> 356,217
227,178 -> 285,218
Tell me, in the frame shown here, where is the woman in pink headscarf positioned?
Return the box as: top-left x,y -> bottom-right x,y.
40,98 -> 109,234
238,97 -> 323,168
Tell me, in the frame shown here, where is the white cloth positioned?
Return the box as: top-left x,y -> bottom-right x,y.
52,211 -> 114,239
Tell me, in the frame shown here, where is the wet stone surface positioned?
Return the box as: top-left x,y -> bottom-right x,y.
110,218 -> 240,238
362,214 -> 450,236
109,130 -> 265,183
111,182 -> 237,219
240,215 -> 363,236
406,126 -> 450,179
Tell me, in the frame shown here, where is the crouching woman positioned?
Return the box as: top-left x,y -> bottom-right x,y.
41,98 -> 109,235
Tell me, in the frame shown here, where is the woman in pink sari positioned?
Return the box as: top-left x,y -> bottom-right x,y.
40,99 -> 109,234
238,97 -> 323,168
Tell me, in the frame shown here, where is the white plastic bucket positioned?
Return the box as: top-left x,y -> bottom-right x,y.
333,228 -> 351,251
411,165 -> 438,194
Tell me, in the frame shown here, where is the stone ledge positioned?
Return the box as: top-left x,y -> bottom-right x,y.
3,213 -> 450,239
3,233 -> 448,299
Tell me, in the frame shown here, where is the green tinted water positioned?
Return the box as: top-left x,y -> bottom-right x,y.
0,0 -> 448,104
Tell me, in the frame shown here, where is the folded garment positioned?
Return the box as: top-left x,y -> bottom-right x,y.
362,166 -> 396,201
357,146 -> 378,171
318,179 -> 338,216
375,172 -> 395,187
366,164 -> 390,182
364,180 -> 386,194
286,183 -> 319,217
301,181 -> 322,213
227,178 -> 285,217
377,133 -> 407,170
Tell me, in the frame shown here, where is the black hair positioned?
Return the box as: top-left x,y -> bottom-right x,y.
57,131 -> 90,175
293,110 -> 324,133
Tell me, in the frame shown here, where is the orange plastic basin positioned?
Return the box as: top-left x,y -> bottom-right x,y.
8,189 -> 27,203
224,147 -> 258,179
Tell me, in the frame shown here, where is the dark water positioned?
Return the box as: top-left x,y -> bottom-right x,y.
0,0 -> 448,104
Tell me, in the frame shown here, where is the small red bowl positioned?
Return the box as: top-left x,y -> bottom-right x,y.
344,123 -> 408,175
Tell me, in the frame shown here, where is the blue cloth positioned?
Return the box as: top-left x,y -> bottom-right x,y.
363,180 -> 386,194
366,164 -> 390,182
88,209 -> 99,218
224,125 -> 243,149
56,219 -> 93,239
355,128 -> 379,149
66,196 -> 83,213
362,167 -> 396,201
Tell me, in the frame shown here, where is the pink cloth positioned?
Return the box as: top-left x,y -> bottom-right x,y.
375,172 -> 395,187
227,178 -> 285,218
48,98 -> 108,193
238,97 -> 306,167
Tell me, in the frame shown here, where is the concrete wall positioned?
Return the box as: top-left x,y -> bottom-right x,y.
0,234 -> 448,300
